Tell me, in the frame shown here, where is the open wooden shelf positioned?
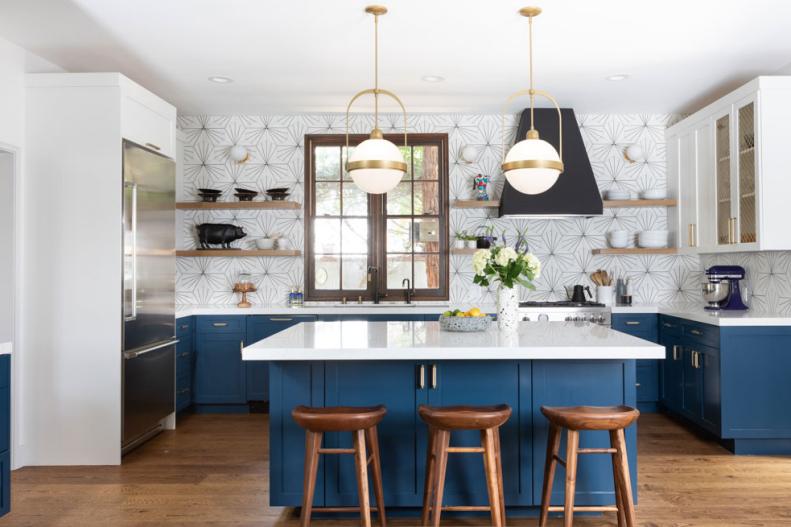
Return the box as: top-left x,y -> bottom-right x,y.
176,201 -> 301,210
451,200 -> 500,209
176,249 -> 302,257
592,247 -> 677,255
450,247 -> 481,255
603,199 -> 677,208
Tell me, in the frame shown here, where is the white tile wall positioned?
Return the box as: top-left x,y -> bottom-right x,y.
177,113 -> 707,306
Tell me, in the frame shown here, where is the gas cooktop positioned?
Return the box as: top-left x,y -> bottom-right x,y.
519,301 -> 606,308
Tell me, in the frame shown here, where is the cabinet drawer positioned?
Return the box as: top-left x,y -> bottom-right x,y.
177,317 -> 193,337
176,387 -> 192,412
612,314 -> 658,341
682,321 -> 719,347
659,316 -> 682,338
636,363 -> 659,403
197,316 -> 245,334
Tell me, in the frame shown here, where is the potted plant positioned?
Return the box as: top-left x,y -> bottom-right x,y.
472,246 -> 541,332
465,233 -> 478,249
454,230 -> 469,249
476,225 -> 497,249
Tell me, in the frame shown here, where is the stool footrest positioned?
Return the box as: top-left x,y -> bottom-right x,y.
551,454 -> 566,467
312,507 -> 380,513
317,448 -> 355,454
547,505 -> 619,513
446,446 -> 485,453
578,447 -> 617,454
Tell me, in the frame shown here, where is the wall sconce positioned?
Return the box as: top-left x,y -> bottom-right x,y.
229,145 -> 250,164
460,145 -> 480,164
624,144 -> 644,164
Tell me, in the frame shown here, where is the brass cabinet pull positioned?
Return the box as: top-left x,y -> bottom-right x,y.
728,217 -> 737,244
688,223 -> 697,247
430,364 -> 437,390
689,329 -> 703,336
663,322 -> 675,329
270,317 -> 294,322
625,321 -> 641,326
180,324 -> 189,330
418,365 -> 425,389
145,142 -> 161,151
240,340 -> 244,356
212,322 -> 228,327
177,388 -> 190,395
691,350 -> 702,369
179,352 -> 190,358
635,383 -> 641,387
671,345 -> 681,360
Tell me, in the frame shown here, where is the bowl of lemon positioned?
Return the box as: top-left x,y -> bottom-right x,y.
438,307 -> 492,332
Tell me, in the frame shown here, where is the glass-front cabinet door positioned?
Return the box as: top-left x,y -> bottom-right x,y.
735,96 -> 757,245
714,112 -> 733,246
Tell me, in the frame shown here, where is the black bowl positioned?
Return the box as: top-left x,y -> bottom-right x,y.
234,193 -> 255,202
269,193 -> 290,201
234,187 -> 258,195
198,193 -> 219,202
266,187 -> 290,194
197,188 -> 222,194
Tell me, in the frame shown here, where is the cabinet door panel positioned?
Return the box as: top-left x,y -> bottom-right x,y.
194,334 -> 246,404
714,111 -> 734,246
736,97 -> 758,245
532,360 -> 637,506
679,130 -> 699,249
682,347 -> 702,420
427,361 -> 529,505
324,361 -> 427,507
700,345 -> 721,433
661,339 -> 684,414
696,121 -> 716,249
636,364 -> 659,403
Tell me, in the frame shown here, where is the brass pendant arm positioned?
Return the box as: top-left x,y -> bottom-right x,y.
345,87 -> 409,162
500,88 -> 563,164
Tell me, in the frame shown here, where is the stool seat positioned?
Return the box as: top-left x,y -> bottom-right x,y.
541,405 -> 639,431
292,405 -> 386,432
418,404 -> 511,430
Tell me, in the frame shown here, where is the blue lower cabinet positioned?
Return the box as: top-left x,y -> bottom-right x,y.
427,361 -> 530,506
532,360 -> 637,506
612,314 -> 659,411
175,335 -> 194,412
324,361 -> 427,507
0,355 -> 9,517
659,334 -> 684,414
194,332 -> 246,405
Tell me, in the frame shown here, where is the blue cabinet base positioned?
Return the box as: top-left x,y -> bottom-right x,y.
727,439 -> 791,456
193,404 -> 250,414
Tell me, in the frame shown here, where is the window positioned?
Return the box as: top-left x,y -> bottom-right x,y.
305,133 -> 449,301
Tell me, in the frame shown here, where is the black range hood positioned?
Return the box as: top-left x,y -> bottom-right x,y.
499,108 -> 603,218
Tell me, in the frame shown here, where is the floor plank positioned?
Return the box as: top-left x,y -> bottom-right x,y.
1,412 -> 791,525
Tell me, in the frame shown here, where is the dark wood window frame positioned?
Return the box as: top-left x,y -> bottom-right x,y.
304,133 -> 450,302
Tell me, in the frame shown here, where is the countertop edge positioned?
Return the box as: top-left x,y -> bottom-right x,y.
0,342 -> 12,355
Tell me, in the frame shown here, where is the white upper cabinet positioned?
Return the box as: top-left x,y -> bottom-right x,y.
666,77 -> 791,253
120,78 -> 176,158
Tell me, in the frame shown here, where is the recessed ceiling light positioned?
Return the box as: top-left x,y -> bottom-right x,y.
208,76 -> 233,84
606,74 -> 630,81
421,75 -> 445,83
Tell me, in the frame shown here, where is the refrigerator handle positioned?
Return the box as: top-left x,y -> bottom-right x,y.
124,338 -> 179,360
124,181 -> 138,322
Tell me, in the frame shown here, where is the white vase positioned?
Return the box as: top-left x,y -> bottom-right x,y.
497,285 -> 519,332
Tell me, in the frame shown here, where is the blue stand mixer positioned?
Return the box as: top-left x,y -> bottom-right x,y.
702,265 -> 748,311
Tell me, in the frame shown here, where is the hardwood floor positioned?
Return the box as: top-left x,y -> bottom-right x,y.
1,412 -> 791,526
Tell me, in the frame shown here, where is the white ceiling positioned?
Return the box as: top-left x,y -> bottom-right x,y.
2,0 -> 791,115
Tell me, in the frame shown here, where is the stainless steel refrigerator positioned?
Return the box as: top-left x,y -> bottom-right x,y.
122,140 -> 177,454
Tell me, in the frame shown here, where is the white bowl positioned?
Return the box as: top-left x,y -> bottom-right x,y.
606,190 -> 630,200
608,231 -> 629,248
641,189 -> 667,200
638,231 -> 668,248
276,238 -> 290,250
255,238 -> 275,250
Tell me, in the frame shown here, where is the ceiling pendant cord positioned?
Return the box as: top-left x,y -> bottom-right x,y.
373,10 -> 380,133
528,12 -> 536,138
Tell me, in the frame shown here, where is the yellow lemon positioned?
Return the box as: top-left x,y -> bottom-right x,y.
468,307 -> 482,317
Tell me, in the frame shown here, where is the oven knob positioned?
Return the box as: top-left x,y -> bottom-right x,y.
580,314 -> 588,322
565,316 -> 572,321
573,316 -> 580,322
598,315 -> 606,324
522,315 -> 531,321
538,313 -> 549,322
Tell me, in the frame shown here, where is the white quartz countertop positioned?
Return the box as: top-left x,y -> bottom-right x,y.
178,303 -> 791,327
241,321 -> 665,361
0,342 -> 10,356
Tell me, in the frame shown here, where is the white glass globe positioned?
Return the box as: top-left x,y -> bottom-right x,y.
503,138 -> 562,195
348,138 -> 406,194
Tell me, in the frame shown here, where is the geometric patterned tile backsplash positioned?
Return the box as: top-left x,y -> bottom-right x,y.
176,112 -> 724,307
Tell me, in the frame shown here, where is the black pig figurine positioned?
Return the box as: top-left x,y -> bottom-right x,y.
197,223 -> 247,249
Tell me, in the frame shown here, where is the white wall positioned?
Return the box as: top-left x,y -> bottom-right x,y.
0,152 -> 12,344
0,35 -> 62,468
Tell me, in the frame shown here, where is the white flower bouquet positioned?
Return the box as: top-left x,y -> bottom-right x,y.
472,246 -> 541,290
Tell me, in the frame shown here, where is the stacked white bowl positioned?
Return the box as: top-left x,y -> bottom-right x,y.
637,230 -> 669,248
641,188 -> 667,200
606,189 -> 630,200
608,230 -> 629,248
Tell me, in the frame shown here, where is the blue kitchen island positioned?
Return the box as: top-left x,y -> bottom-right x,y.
242,320 -> 664,514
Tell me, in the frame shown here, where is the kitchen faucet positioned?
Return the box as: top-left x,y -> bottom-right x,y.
402,278 -> 413,304
368,266 -> 380,304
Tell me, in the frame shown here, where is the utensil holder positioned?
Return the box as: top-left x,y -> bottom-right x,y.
596,285 -> 613,306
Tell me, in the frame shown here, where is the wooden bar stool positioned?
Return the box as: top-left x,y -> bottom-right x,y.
418,404 -> 512,527
538,405 -> 640,527
292,405 -> 387,527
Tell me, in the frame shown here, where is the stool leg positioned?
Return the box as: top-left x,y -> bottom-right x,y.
539,423 -> 561,527
366,426 -> 387,527
353,429 -> 372,527
563,430 -> 580,527
612,429 -> 636,527
430,429 -> 450,527
609,430 -> 627,527
300,430 -> 323,527
481,428 -> 504,527
421,427 -> 437,526
493,429 -> 507,526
